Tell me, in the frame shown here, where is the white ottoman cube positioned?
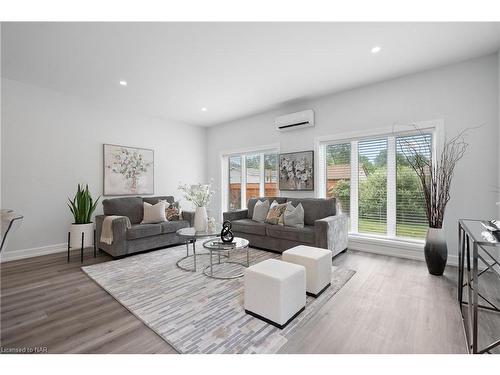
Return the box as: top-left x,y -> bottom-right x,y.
282,245 -> 332,297
244,259 -> 306,329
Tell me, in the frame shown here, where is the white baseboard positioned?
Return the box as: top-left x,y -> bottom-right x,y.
0,243 -> 67,263
348,235 -> 459,267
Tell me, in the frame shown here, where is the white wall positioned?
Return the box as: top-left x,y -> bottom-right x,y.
206,54 -> 500,261
1,78 -> 207,260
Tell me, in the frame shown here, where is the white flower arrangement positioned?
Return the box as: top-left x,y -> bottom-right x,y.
178,180 -> 215,208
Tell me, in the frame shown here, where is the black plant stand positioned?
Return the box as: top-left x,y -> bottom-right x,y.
67,229 -> 97,263
458,219 -> 500,354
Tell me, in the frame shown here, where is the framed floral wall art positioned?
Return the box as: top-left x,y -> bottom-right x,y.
279,150 -> 314,191
103,144 -> 154,195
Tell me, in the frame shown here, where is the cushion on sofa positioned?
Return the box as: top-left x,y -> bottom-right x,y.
231,219 -> 267,236
247,197 -> 286,219
160,220 -> 189,234
286,198 -> 336,226
252,199 -> 270,222
265,224 -> 315,244
126,223 -> 162,240
143,196 -> 175,205
103,196 -> 144,224
141,201 -> 167,224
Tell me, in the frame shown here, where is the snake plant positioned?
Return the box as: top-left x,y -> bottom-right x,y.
68,184 -> 100,224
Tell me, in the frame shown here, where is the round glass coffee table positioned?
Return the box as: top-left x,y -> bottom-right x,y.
176,227 -> 221,272
202,237 -> 250,280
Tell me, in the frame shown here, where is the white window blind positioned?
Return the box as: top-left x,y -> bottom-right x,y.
358,138 -> 388,235
396,134 -> 432,239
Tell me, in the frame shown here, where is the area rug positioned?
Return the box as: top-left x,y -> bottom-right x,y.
82,245 -> 355,354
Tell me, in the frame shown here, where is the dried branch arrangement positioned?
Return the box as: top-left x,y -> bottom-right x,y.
400,128 -> 469,229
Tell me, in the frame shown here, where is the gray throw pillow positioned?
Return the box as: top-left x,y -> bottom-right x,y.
284,202 -> 304,228
252,199 -> 270,223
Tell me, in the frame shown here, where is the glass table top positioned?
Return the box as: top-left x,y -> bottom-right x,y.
176,226 -> 222,238
459,219 -> 500,246
202,237 -> 249,251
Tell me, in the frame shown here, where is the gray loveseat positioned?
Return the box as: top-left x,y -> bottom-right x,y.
96,196 -> 194,257
223,197 -> 348,257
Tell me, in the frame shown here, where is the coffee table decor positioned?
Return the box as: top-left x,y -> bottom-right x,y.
202,237 -> 250,279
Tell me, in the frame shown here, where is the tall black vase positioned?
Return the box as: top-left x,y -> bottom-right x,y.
424,227 -> 448,276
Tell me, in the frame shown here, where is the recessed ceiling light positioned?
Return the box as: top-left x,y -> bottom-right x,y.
201,107 -> 207,112
119,80 -> 127,86
371,46 -> 382,54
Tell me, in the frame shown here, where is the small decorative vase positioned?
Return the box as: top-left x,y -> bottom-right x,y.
69,223 -> 94,249
424,227 -> 448,276
194,206 -> 208,232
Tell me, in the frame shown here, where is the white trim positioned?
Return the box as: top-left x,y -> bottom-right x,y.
350,141 -> 359,232
348,234 -> 459,267
220,155 -> 229,220
241,154 -> 247,209
315,119 -> 443,145
387,135 -> 396,237
259,153 -> 265,197
0,243 -> 67,263
218,143 -> 280,158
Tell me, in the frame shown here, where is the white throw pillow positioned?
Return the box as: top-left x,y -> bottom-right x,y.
284,202 -> 305,228
141,201 -> 167,224
252,199 -> 270,223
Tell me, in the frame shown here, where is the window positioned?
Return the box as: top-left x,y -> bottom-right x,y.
225,150 -> 279,211
246,154 -> 260,201
264,153 -> 278,196
321,130 -> 433,241
358,139 -> 387,235
326,143 -> 351,217
228,156 -> 242,210
396,134 -> 432,239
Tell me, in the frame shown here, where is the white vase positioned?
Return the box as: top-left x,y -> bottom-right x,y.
194,206 -> 208,232
69,223 -> 94,249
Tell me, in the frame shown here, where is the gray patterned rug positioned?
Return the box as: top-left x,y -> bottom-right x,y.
82,244 -> 355,354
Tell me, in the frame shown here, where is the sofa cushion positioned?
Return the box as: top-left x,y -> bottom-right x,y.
231,219 -> 267,236
143,196 -> 175,205
160,220 -> 189,234
266,224 -> 315,244
286,198 -> 336,226
126,223 -> 162,240
141,201 -> 167,224
247,197 -> 287,219
103,197 -> 143,224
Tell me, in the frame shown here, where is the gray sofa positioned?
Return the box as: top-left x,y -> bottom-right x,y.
96,196 -> 194,257
223,197 -> 348,257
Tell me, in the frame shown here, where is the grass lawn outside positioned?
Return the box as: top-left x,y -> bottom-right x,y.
357,218 -> 427,239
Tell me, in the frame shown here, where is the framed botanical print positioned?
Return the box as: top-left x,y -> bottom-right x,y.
279,150 -> 314,191
103,144 -> 154,195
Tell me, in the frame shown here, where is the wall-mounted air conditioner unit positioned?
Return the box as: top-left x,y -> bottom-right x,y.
275,109 -> 314,132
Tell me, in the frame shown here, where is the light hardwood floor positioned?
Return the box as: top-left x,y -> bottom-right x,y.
1,247 -> 495,354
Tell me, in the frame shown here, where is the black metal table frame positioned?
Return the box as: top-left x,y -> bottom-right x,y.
67,229 -> 97,263
458,219 -> 500,354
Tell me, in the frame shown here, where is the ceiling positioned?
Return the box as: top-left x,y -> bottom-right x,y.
2,22 -> 500,127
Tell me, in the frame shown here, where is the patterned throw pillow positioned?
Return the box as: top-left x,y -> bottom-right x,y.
265,202 -> 288,225
165,201 -> 181,221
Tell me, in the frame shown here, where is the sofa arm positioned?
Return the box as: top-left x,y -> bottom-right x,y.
182,210 -> 195,227
223,209 -> 248,222
95,215 -> 128,257
314,213 -> 348,257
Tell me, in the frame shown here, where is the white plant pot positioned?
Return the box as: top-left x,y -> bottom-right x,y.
194,206 -> 208,232
69,223 -> 94,249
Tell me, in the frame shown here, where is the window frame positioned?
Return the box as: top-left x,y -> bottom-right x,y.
316,120 -> 442,244
221,144 -> 280,213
